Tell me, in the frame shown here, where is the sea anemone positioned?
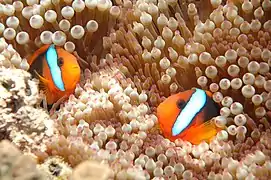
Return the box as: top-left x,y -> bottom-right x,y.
0,0 -> 271,179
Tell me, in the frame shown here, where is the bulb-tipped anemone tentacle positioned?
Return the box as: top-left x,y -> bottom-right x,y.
0,0 -> 270,179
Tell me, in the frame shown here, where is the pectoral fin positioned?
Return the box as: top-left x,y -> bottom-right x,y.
33,70 -> 55,103
181,119 -> 220,144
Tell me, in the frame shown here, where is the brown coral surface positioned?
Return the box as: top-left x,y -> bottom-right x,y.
0,0 -> 271,179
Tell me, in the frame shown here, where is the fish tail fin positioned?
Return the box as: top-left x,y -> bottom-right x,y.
181,119 -> 220,145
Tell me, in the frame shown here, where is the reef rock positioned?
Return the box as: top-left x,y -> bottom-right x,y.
0,66 -> 54,152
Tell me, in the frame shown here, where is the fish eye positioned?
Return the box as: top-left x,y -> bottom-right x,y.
176,99 -> 186,109
57,57 -> 64,67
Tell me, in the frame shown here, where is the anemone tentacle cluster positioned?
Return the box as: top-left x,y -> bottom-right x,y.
0,0 -> 271,179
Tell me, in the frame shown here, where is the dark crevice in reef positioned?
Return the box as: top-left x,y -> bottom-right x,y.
1,80 -> 14,91
49,162 -> 62,177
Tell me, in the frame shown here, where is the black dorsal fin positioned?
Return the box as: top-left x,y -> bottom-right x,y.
28,52 -> 45,79
203,95 -> 220,122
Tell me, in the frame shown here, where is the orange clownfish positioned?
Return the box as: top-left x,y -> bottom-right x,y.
157,88 -> 221,145
28,44 -> 81,105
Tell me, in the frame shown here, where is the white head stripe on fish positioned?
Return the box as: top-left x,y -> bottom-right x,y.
172,88 -> 207,136
45,45 -> 65,91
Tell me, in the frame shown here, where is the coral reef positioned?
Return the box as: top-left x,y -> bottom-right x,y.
0,140 -> 46,180
71,160 -> 112,180
38,156 -> 73,179
0,0 -> 271,179
0,45 -> 54,152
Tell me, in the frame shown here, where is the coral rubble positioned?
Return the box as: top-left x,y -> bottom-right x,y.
0,50 -> 54,152
71,160 -> 112,180
0,140 -> 46,180
38,156 -> 73,179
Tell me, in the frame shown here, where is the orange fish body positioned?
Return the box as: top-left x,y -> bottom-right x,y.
157,88 -> 221,145
28,44 -> 81,105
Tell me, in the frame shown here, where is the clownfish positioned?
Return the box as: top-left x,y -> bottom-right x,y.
28,44 -> 81,105
157,88 -> 221,145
